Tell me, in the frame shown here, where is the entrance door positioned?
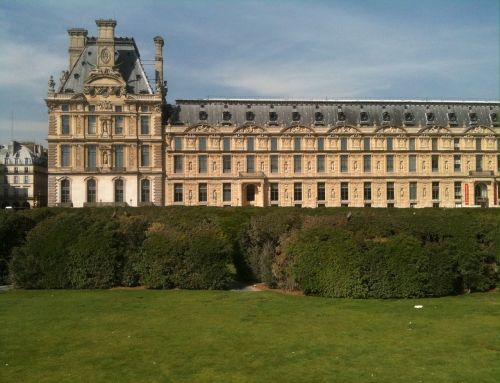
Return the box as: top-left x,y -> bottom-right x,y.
246,184 -> 256,203
474,183 -> 488,207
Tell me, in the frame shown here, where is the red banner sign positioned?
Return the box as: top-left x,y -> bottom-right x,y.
464,184 -> 469,206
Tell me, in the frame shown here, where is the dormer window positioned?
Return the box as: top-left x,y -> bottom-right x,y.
469,112 -> 478,124
426,112 -> 435,123
382,112 -> 390,122
337,111 -> 346,122
448,112 -> 457,125
292,111 -> 301,121
360,112 -> 369,123
199,111 -> 208,121
314,112 -> 324,122
404,112 -> 414,124
490,112 -> 498,125
222,111 -> 231,121
269,111 -> 278,122
61,104 -> 69,112
246,111 -> 255,121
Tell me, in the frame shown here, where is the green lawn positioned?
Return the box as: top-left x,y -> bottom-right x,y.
0,290 -> 498,383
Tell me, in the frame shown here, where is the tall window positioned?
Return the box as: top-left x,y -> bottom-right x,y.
270,137 -> 278,151
141,145 -> 150,167
317,155 -> 325,173
363,155 -> 371,172
475,138 -> 481,151
293,155 -> 302,173
87,115 -> 96,135
174,137 -> 183,151
270,155 -> 279,173
409,138 -> 416,151
363,137 -> 370,150
174,183 -> 183,202
432,182 -> 439,200
86,179 -> 96,203
317,182 -> 326,201
61,115 -> 70,135
247,137 -> 255,151
454,181 -> 462,200
87,145 -> 96,169
141,179 -> 150,202
386,155 -> 394,172
364,182 -> 371,201
386,182 -> 395,201
198,155 -> 207,173
246,155 -> 255,172
174,155 -> 183,173
114,115 -> 123,135
431,155 -> 439,172
340,155 -> 348,172
431,138 -> 438,151
317,137 -> 324,151
453,138 -> 460,150
223,155 -> 231,173
61,179 -> 70,203
114,145 -> 123,169
497,155 -> 500,172
198,137 -> 207,151
198,183 -> 207,202
114,179 -> 124,202
223,183 -> 231,203
294,183 -> 302,201
223,137 -> 231,151
270,183 -> 279,202
341,182 -> 349,201
24,175 -> 28,184
61,145 -> 71,167
340,137 -> 348,151
386,137 -> 393,151
294,137 -> 301,151
409,182 -> 417,200
140,116 -> 150,135
454,155 -> 461,172
475,155 -> 483,171
409,155 -> 416,172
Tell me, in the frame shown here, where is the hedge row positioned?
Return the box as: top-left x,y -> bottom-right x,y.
3,207 -> 499,297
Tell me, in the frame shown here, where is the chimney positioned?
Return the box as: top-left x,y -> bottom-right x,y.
95,19 -> 117,69
67,28 -> 88,69
154,36 -> 164,91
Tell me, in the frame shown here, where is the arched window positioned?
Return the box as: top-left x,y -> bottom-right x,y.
87,179 -> 96,203
114,179 -> 124,203
61,179 -> 70,203
141,179 -> 150,202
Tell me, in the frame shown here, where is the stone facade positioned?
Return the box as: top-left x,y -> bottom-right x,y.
47,19 -> 500,208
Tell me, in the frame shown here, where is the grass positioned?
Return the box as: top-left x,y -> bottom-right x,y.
0,290 -> 498,383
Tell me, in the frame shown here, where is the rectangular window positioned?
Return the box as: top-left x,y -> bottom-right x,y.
340,155 -> 348,172
114,145 -> 123,168
317,155 -> 325,173
115,105 -> 122,112
386,155 -> 394,172
246,155 -> 255,173
432,181 -> 439,200
317,137 -> 324,151
61,145 -> 71,167
24,175 -> 29,184
89,105 -> 96,112
294,155 -> 302,173
340,137 -> 348,151
87,115 -> 96,134
247,137 -> 255,151
198,183 -> 207,202
454,181 -> 462,200
364,182 -> 371,201
454,155 -> 461,172
317,182 -> 326,201
61,104 -> 70,112
174,183 -> 183,202
409,182 -> 417,200
294,137 -> 301,151
86,145 -> 96,169
386,182 -> 395,201
497,155 -> 500,172
174,137 -> 183,151
270,183 -> 279,202
223,137 -> 231,151
61,115 -> 70,135
386,137 -> 393,151
114,116 -> 123,135
475,155 -> 483,171
271,137 -> 278,151
223,155 -> 232,173
294,183 -> 302,201
223,183 -> 231,202
363,155 -> 371,172
453,137 -> 460,150
140,145 -> 150,167
199,137 -> 207,151
363,137 -> 370,151
431,155 -> 439,172
198,155 -> 207,173
140,116 -> 150,135
432,138 -> 438,151
409,155 -> 416,172
140,105 -> 149,112
475,138 -> 481,151
174,155 -> 183,173
270,155 -> 279,173
341,182 -> 349,201
409,138 -> 416,151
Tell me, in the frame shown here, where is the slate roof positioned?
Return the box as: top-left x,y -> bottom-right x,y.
60,37 -> 152,95
171,99 -> 500,131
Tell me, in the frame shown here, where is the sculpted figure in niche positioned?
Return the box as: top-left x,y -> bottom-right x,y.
188,162 -> 192,171
422,160 -> 426,170
445,187 -> 449,198
354,188 -> 358,199
377,188 -> 381,198
261,162 -> 264,171
488,160 -> 493,170
445,161 -> 448,170
212,162 -> 216,172
400,160 -> 404,170
331,189 -> 335,199
466,161 -> 471,170
102,120 -> 108,134
423,187 -> 427,197
331,161 -> 335,171
308,161 -> 311,171
308,189 -> 311,199
103,152 -> 108,165
284,161 -> 288,172
237,161 -> 241,171
400,188 -> 404,197
213,190 -> 217,201
353,161 -> 357,170
376,161 -> 381,171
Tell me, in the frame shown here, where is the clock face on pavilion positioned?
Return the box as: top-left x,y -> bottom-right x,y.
100,48 -> 111,64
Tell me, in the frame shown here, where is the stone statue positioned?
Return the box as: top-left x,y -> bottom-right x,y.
103,152 -> 108,165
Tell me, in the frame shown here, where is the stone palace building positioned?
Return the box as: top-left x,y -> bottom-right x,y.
46,19 -> 500,208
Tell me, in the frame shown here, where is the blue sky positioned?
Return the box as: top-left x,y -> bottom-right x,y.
0,0 -> 498,144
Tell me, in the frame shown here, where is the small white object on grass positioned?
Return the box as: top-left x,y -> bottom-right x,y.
414,305 -> 423,309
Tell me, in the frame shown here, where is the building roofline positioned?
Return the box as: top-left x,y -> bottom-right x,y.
175,98 -> 500,105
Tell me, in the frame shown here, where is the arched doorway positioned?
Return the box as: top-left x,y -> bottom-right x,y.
474,183 -> 488,207
246,184 -> 256,203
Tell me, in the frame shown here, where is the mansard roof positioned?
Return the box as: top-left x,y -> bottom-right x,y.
59,37 -> 152,95
171,99 -> 500,131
